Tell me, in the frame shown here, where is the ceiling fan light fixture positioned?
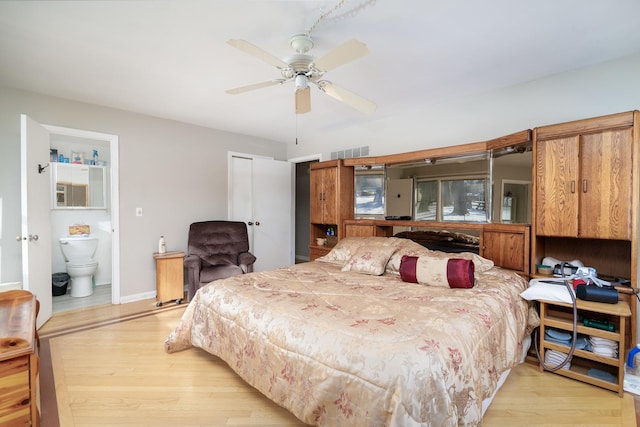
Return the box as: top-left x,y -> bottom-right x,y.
295,74 -> 309,89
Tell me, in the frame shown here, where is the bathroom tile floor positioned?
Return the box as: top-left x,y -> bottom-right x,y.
52,283 -> 112,313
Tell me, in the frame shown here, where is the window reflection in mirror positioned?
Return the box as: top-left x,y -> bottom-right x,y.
415,177 -> 487,222
390,154 -> 490,222
52,163 -> 107,209
354,165 -> 385,217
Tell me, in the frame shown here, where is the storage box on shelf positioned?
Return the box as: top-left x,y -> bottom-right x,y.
537,298 -> 631,396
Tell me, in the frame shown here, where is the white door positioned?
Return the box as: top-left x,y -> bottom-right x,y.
229,154 -> 294,271
252,157 -> 293,271
20,115 -> 53,329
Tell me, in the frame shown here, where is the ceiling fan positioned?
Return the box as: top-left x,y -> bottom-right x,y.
225,34 -> 377,114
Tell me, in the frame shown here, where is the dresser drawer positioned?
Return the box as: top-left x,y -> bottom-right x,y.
0,355 -> 31,425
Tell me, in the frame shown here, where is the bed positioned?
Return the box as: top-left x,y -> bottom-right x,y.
165,237 -> 538,426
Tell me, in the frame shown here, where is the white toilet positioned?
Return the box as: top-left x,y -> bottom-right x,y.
59,235 -> 99,297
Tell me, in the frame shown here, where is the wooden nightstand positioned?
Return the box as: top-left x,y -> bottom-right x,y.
538,298 -> 631,396
153,251 -> 185,307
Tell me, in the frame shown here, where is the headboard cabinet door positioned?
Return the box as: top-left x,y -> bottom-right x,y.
482,224 -> 530,276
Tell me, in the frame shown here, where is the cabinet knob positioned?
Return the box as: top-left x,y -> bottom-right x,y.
248,221 -> 254,226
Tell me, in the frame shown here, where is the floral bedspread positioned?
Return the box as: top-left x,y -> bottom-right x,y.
165,261 -> 536,426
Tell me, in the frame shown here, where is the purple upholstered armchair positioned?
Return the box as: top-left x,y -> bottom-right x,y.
184,220 -> 256,300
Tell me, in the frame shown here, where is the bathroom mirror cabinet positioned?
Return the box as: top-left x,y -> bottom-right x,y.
51,163 -> 107,209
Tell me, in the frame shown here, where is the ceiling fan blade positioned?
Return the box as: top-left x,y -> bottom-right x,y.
227,39 -> 289,69
312,39 -> 369,72
295,87 -> 311,114
225,79 -> 286,95
318,81 -> 377,113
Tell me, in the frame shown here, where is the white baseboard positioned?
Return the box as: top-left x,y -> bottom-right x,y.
119,290 -> 157,304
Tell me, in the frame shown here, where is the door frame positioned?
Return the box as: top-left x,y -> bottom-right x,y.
500,179 -> 531,224
288,154 -> 322,262
42,124 -> 120,304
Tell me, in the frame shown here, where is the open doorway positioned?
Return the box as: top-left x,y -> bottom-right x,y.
45,125 -> 120,313
290,155 -> 321,263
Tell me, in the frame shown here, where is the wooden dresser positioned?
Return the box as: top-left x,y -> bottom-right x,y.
0,290 -> 39,426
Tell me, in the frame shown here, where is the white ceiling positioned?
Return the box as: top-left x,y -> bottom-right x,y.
2,0 -> 640,147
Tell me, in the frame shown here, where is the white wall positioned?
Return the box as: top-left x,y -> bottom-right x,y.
0,86 -> 286,300
285,53 -> 640,160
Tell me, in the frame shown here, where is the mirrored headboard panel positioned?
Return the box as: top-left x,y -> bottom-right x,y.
348,129 -> 532,224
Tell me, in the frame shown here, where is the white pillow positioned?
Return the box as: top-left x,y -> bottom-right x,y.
520,280 -> 575,304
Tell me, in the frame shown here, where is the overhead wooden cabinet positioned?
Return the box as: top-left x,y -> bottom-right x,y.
309,160 -> 354,260
310,164 -> 338,224
535,127 -> 633,240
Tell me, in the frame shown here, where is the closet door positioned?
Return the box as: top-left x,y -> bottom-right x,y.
228,154 -> 293,271
535,136 -> 579,237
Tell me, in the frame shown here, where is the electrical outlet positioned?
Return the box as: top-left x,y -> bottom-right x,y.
136,207 -> 143,217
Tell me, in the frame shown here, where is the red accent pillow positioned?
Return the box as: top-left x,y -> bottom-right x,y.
399,255 -> 475,288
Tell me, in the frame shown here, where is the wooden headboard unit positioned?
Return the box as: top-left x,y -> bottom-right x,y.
344,219 -> 530,276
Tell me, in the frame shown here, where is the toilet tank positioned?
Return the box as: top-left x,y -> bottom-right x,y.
59,235 -> 99,263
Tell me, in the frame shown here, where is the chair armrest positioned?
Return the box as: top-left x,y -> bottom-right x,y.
184,254 -> 202,270
184,254 -> 202,301
238,252 -> 257,273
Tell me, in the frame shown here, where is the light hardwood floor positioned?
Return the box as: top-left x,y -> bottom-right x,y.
38,299 -> 638,426
52,283 -> 111,313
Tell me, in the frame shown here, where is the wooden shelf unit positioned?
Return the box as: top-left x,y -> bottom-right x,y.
531,111 -> 640,348
537,298 -> 631,396
309,160 -> 354,260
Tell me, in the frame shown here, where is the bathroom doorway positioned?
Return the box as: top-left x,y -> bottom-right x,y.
21,116 -> 120,326
48,129 -> 119,313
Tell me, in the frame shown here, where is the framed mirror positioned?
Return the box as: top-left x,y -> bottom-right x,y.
51,163 -> 107,209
